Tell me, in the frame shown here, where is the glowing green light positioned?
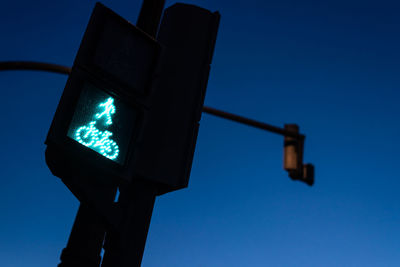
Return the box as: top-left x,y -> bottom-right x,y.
74,97 -> 119,160
95,97 -> 115,125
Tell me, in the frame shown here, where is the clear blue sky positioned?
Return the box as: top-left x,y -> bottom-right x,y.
1,0 -> 400,266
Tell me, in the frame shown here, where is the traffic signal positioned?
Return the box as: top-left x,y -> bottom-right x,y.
45,3 -> 161,210
283,124 -> 314,186
132,4 -> 220,194
45,2 -> 220,205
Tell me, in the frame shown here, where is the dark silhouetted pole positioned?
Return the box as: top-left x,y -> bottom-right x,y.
58,205 -> 107,267
203,106 -> 304,139
136,0 -> 165,37
0,61 -> 71,75
100,1 -> 165,266
101,182 -> 158,267
56,177 -> 117,267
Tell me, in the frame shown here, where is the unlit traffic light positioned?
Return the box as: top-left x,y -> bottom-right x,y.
283,124 -> 314,186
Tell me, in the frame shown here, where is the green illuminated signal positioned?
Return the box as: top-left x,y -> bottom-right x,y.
95,97 -> 115,125
74,97 -> 120,160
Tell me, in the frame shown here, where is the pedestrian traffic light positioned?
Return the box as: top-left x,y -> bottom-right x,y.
66,84 -> 136,165
45,2 -> 161,200
44,2 -> 221,265
45,2 -> 220,201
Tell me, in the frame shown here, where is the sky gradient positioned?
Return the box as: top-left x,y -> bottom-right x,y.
1,0 -> 400,266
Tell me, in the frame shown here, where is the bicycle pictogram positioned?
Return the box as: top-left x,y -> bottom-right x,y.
75,97 -> 120,160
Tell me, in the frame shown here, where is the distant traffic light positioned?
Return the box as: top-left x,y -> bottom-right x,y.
283,124 -> 314,186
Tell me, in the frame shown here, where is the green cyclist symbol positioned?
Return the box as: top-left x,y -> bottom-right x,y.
75,97 -> 120,160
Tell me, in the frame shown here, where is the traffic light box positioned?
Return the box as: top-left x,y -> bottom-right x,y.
132,4 -> 220,194
45,2 -> 220,206
283,124 -> 314,186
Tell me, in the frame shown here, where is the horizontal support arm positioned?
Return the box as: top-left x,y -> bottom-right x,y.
0,61 -> 304,139
0,61 -> 71,75
202,106 -> 304,139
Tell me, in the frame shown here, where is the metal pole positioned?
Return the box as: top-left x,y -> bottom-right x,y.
101,181 -> 158,267
0,61 -> 71,75
203,106 -> 304,139
136,0 -> 165,37
57,180 -> 116,267
100,1 -> 165,266
58,205 -> 107,267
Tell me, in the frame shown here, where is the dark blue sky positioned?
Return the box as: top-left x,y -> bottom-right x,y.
1,0 -> 400,266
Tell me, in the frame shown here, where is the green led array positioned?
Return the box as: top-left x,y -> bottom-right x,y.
74,97 -> 120,160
